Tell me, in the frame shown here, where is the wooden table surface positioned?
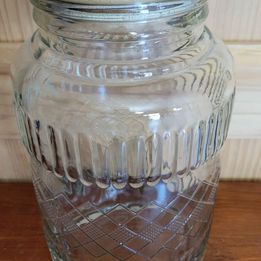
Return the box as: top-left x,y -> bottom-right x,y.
0,182 -> 261,261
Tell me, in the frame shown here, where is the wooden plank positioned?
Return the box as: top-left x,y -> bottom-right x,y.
0,139 -> 30,181
0,0 -> 36,42
0,182 -> 260,260
0,183 -> 51,261
0,43 -> 21,73
228,45 -> 261,139
205,182 -> 261,261
0,75 -> 30,181
0,0 -> 261,42
221,140 -> 261,180
0,74 -> 19,139
207,0 -> 261,42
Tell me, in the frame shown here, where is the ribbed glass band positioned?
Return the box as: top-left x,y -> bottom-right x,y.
31,0 -> 208,21
15,90 -> 234,189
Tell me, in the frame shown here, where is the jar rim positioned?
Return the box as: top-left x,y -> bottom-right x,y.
31,0 -> 208,22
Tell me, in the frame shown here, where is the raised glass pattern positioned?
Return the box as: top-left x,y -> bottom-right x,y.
12,0 -> 235,260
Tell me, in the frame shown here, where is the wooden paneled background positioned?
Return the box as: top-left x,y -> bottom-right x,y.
0,0 -> 261,181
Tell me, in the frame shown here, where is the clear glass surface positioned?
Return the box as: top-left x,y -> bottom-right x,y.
12,0 -> 235,260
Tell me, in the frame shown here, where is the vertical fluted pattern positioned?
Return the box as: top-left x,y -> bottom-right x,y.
17,91 -> 234,189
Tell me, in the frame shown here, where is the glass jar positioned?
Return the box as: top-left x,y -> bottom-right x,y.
11,0 -> 235,260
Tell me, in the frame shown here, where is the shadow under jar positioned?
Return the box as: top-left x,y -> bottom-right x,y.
11,0 -> 235,260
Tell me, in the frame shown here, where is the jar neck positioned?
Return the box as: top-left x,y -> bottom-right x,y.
31,0 -> 208,60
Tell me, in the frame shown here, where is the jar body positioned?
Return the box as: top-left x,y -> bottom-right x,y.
12,1 -> 235,260
32,156 -> 220,261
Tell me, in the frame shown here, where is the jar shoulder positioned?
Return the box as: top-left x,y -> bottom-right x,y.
12,29 -> 235,186
12,27 -> 233,83
12,27 -> 235,115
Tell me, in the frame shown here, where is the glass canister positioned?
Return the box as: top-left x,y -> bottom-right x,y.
11,0 -> 235,260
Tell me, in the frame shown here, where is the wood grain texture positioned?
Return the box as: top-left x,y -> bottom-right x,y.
229,45 -> 261,139
205,181 -> 261,261
0,43 -> 21,74
207,0 -> 261,42
0,0 -> 35,42
221,140 -> 261,180
0,183 -> 51,261
0,74 -> 30,181
0,182 -> 260,261
0,74 -> 19,139
0,0 -> 261,42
